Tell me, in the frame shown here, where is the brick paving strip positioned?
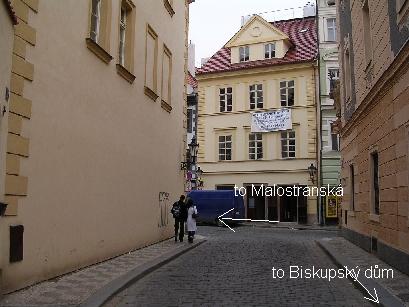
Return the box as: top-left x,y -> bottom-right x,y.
0,237 -> 206,307
317,237 -> 409,307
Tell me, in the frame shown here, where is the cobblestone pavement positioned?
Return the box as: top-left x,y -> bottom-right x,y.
319,237 -> 409,306
0,238 -> 201,307
105,226 -> 373,307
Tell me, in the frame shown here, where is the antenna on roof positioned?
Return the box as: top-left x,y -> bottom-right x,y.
240,2 -> 316,24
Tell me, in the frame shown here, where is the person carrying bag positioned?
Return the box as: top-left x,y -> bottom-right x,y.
186,198 -> 198,243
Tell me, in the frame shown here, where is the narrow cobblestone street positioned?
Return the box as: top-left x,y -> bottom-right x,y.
105,226 -> 373,307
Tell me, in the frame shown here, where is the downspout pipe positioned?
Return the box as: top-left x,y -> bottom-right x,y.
314,0 -> 324,226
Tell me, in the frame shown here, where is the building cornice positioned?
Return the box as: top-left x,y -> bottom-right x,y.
196,61 -> 316,82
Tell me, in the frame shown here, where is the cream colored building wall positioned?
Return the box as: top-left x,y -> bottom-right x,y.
1,0 -> 187,293
0,4 -> 14,204
0,2 -> 15,288
197,64 -> 318,222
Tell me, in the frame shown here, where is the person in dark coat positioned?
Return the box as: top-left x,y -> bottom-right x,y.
171,195 -> 187,242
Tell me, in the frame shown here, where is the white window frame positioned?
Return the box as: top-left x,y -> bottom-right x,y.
249,84 -> 263,109
280,80 -> 295,107
90,0 -> 101,42
219,87 -> 232,112
218,135 -> 232,161
239,46 -> 249,62
281,130 -> 296,158
326,17 -> 337,42
264,43 -> 276,59
249,133 -> 263,160
119,5 -> 127,66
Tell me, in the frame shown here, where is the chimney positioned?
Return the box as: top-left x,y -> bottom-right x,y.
241,14 -> 253,27
201,57 -> 210,66
303,2 -> 316,17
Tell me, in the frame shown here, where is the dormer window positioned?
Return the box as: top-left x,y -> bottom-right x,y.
265,43 -> 276,58
239,46 -> 249,62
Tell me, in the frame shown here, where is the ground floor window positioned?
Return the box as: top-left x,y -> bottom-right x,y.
216,185 -> 235,190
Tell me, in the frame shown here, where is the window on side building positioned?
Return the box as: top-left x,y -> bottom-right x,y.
328,68 -> 340,95
187,109 -> 193,133
144,25 -> 159,100
342,45 -> 352,102
362,0 -> 372,63
326,18 -> 337,42
161,45 -> 172,109
87,0 -> 113,63
219,135 -> 232,161
219,87 -> 232,112
90,0 -> 101,42
117,1 -> 135,76
350,164 -> 355,211
371,151 -> 380,215
280,80 -> 295,107
331,133 -> 339,151
249,84 -> 263,109
281,131 -> 296,158
239,46 -> 249,62
265,43 -> 276,58
249,133 -> 263,160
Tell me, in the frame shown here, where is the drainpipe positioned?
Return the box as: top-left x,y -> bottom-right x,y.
314,0 -> 323,226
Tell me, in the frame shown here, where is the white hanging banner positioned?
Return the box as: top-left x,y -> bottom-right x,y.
251,108 -> 292,132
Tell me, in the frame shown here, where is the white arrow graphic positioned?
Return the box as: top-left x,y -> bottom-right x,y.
217,208 -> 280,232
217,208 -> 235,232
349,271 -> 379,304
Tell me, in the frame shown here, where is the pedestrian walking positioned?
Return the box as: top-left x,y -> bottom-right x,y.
186,198 -> 198,243
171,195 -> 187,242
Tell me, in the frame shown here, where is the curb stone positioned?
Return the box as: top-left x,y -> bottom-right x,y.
317,238 -> 406,307
80,239 -> 206,307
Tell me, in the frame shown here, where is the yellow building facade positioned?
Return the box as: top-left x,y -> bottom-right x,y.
0,0 -> 189,293
197,16 -> 319,224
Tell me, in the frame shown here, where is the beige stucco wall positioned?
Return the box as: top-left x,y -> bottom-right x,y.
197,64 -> 318,223
1,0 -> 187,292
0,2 -> 15,290
0,2 -> 14,203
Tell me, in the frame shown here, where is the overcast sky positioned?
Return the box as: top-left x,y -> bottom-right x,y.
189,0 -> 312,67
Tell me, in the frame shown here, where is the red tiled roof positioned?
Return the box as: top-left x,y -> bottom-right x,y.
186,71 -> 198,88
4,0 -> 18,25
197,16 -> 317,75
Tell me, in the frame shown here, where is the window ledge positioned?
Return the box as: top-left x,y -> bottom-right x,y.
163,0 -> 175,17
161,100 -> 172,113
348,211 -> 356,217
369,213 -> 380,223
116,64 -> 136,84
144,86 -> 159,101
85,38 -> 113,64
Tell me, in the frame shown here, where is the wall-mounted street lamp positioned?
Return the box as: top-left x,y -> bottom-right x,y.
308,163 -> 318,184
196,166 -> 203,178
180,136 -> 199,170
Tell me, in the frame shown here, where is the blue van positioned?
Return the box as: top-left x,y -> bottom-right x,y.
187,190 -> 245,225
